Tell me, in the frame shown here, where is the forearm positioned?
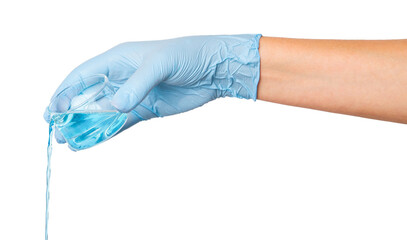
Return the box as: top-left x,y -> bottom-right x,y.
257,37 -> 407,124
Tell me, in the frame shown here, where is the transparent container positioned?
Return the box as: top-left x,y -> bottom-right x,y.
47,74 -> 128,151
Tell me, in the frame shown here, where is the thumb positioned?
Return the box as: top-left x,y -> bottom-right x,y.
111,58 -> 168,113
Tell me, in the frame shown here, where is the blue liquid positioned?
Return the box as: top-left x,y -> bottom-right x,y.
52,111 -> 128,151
46,111 -> 127,239
46,119 -> 54,240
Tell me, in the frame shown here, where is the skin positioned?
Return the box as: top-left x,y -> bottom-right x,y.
257,37 -> 407,124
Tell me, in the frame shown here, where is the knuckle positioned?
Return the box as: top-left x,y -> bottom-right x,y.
112,42 -> 134,52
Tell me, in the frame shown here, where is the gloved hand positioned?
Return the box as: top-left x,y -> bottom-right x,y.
44,34 -> 262,144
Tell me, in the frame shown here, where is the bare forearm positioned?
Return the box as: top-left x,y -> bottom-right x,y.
257,37 -> 407,124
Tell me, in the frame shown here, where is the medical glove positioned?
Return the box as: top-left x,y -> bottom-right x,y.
44,34 -> 262,144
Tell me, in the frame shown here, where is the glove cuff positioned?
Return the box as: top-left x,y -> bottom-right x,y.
213,34 -> 262,100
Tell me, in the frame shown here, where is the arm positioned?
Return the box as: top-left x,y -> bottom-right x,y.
46,35 -> 407,146
257,37 -> 407,124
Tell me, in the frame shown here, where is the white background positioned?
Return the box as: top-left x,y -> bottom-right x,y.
0,0 -> 406,239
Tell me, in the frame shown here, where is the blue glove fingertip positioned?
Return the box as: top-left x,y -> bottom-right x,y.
55,129 -> 66,144
112,91 -> 132,113
43,107 -> 51,123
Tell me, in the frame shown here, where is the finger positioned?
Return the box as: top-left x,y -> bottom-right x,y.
47,55 -> 110,115
48,92 -> 73,113
43,107 -> 51,123
55,129 -> 66,144
50,54 -> 110,103
111,56 -> 169,113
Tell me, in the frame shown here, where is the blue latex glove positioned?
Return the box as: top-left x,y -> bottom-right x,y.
44,34 -> 262,144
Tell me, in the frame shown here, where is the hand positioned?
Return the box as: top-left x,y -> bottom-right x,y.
44,34 -> 261,143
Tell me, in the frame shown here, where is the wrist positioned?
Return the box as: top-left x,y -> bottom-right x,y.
213,34 -> 262,100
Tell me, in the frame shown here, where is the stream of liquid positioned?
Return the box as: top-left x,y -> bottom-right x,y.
46,118 -> 54,240
45,111 -> 127,239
